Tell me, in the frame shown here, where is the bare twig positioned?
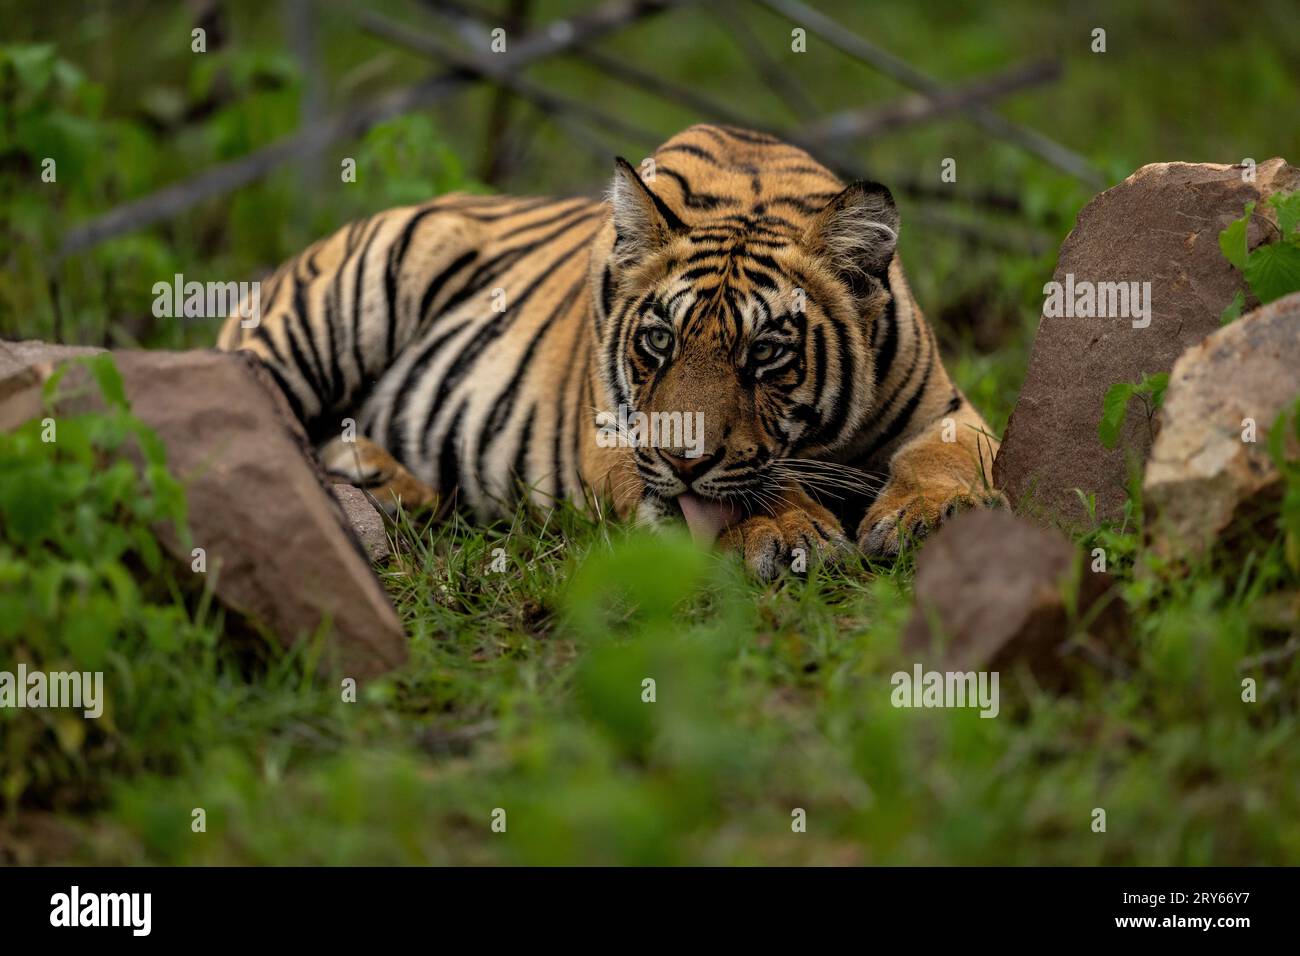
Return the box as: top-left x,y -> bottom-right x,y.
479,0 -> 533,184
285,0 -> 326,192
753,0 -> 1104,187
350,6 -> 664,148
713,0 -> 819,120
576,47 -> 760,130
797,59 -> 1060,146
424,0 -> 758,133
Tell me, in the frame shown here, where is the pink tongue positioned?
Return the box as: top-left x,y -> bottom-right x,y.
677,493 -> 745,545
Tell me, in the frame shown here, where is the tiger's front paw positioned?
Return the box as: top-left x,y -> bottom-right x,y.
858,483 -> 1006,558
718,507 -> 850,582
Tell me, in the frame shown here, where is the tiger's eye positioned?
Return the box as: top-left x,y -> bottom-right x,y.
751,342 -> 778,363
648,329 -> 672,352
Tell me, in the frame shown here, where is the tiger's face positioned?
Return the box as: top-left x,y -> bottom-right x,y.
594,157 -> 900,536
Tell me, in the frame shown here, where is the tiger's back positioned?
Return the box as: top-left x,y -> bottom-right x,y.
219,191 -> 609,516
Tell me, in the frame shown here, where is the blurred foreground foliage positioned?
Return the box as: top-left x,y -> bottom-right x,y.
0,357 -> 338,817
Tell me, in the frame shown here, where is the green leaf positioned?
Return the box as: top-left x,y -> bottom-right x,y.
1099,382 -> 1135,450
1268,190 -> 1300,237
1218,201 -> 1254,271
1243,241 -> 1300,303
1138,371 -> 1170,410
1220,289 -> 1245,325
84,354 -> 129,410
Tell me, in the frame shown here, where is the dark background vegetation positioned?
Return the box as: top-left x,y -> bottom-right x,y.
1,0 -> 1298,864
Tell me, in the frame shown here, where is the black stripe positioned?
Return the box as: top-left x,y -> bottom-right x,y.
657,168 -> 739,210
436,209 -> 602,316
871,296 -> 898,383
810,309 -> 856,447
496,200 -> 594,239
290,270 -> 328,399
281,311 -> 324,412
351,217 -> 386,386
657,143 -> 720,164
455,196 -> 561,222
509,405 -> 536,503
384,318 -> 472,464
261,360 -> 307,423
860,351 -> 934,462
416,250 -> 478,330
384,207 -> 443,363
437,400 -> 468,500
598,264 -> 614,323
419,228 -> 597,462
475,275 -> 586,489
714,125 -> 781,145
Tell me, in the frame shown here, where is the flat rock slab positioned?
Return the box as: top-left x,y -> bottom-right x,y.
0,342 -> 406,681
1144,291 -> 1300,561
994,158 -> 1300,531
332,484 -> 392,562
903,509 -> 1127,689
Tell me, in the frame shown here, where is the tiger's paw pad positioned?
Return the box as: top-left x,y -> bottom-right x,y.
858,487 -> 1006,558
719,509 -> 850,582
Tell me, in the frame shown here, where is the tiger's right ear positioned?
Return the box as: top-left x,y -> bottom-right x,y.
802,180 -> 899,292
609,157 -> 687,266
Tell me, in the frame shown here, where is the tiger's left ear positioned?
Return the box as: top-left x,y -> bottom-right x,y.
802,180 -> 900,289
609,157 -> 688,266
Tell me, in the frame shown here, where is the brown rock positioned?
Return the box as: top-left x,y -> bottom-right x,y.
994,158 -> 1300,531
0,340 -> 104,380
1144,291 -> 1300,560
331,484 -> 392,562
0,341 -> 105,430
902,509 -> 1127,688
0,343 -> 406,680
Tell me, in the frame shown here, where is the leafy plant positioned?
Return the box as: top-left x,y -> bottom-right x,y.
1267,395 -> 1300,577
1218,191 -> 1300,313
1098,371 -> 1169,449
0,355 -> 339,812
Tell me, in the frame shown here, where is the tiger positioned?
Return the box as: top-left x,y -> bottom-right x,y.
218,124 -> 1002,579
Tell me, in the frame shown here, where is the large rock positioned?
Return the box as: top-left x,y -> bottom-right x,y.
902,509 -> 1127,689
1144,292 -> 1300,560
0,342 -> 406,681
994,158 -> 1300,531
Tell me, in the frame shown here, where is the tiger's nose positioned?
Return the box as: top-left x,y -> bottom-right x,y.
660,447 -> 723,483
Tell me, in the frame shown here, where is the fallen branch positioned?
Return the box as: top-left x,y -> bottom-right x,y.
57,73 -> 465,260
796,59 -> 1060,146
351,6 -> 664,149
753,0 -> 1104,187
57,0 -> 676,259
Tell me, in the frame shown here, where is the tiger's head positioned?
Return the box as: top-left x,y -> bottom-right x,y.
590,129 -> 899,539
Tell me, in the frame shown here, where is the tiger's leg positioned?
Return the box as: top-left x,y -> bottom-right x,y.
718,484 -> 850,581
857,404 -> 1004,557
320,435 -> 438,514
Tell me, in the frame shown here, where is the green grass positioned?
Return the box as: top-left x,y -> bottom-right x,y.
6,435 -> 1298,864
